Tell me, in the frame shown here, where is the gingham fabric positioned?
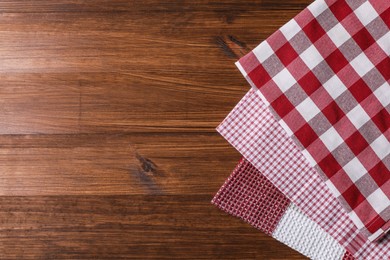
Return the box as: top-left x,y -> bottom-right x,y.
235,0 -> 390,241
212,158 -> 353,260
217,89 -> 389,259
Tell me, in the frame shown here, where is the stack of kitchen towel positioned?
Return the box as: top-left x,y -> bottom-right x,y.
212,0 -> 389,259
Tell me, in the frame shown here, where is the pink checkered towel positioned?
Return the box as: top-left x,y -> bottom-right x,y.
212,158 -> 354,260
217,90 -> 389,259
236,0 -> 389,241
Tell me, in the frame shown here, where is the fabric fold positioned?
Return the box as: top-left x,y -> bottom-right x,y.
212,157 -> 352,260
217,89 -> 389,259
235,0 -> 389,241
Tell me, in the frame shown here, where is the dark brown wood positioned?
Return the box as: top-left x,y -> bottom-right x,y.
0,1 -> 310,258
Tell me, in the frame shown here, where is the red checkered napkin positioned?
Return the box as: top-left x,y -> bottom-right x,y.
236,0 -> 389,241
212,158 -> 353,260
217,90 -> 389,259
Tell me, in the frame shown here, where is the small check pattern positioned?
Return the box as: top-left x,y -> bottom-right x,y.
217,89 -> 389,259
212,158 -> 353,260
236,0 -> 390,240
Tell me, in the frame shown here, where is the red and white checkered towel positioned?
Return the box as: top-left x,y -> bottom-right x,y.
217,90 -> 389,259
236,0 -> 389,241
212,158 -> 353,260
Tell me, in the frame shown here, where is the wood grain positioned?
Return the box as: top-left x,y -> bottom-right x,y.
0,0 -> 310,258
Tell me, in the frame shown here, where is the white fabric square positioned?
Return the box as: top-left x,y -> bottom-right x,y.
327,23 -> 350,47
370,135 -> 390,160
343,158 -> 366,182
307,0 -> 327,17
320,127 -> 344,152
370,229 -> 386,242
279,119 -> 294,137
296,97 -> 321,121
280,19 -> 301,40
374,82 -> 390,107
255,89 -> 270,106
367,189 -> 390,214
300,45 -> 324,70
325,179 -> 341,197
323,75 -> 347,99
301,149 -> 316,167
273,68 -> 296,92
354,1 -> 378,26
350,52 -> 375,77
377,31 -> 390,55
253,41 -> 275,63
235,62 -> 248,77
346,104 -> 371,130
348,211 -> 365,229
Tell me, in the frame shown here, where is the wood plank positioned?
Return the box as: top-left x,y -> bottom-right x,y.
0,133 -> 240,196
0,5 -> 306,134
0,0 -> 311,13
0,195 -> 305,259
0,73 -> 243,133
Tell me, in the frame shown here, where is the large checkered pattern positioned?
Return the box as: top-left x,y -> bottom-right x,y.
236,0 -> 390,241
212,158 -> 352,260
217,89 -> 389,259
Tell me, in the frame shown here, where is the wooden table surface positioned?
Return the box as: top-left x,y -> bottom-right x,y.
0,1 -> 311,259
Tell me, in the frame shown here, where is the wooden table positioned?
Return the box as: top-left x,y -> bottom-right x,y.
0,1 -> 310,258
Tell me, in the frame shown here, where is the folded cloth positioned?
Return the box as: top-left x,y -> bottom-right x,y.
212,157 -> 353,260
236,0 -> 389,241
217,89 -> 389,259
